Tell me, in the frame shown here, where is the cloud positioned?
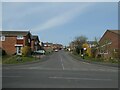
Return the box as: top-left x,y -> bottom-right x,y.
3,3 -> 55,30
33,3 -> 94,32
3,3 -> 44,22
3,3 -> 67,28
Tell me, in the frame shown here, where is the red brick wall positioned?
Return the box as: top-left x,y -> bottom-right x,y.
99,31 -> 120,59
100,31 -> 119,49
16,40 -> 24,44
2,36 -> 17,55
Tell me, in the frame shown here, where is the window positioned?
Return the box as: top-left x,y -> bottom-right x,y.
99,49 -> 108,54
28,39 -> 31,43
16,46 -> 22,55
114,49 -> 118,53
17,35 -> 24,39
35,42 -> 37,45
0,35 -> 5,41
107,42 -> 112,45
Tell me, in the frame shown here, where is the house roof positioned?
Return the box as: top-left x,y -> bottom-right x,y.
31,35 -> 40,41
43,42 -> 53,45
99,30 -> 120,42
87,41 -> 95,44
32,35 -> 38,39
0,31 -> 30,36
108,30 -> 120,35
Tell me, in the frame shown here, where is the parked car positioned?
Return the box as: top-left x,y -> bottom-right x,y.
54,49 -> 58,52
34,50 -> 45,55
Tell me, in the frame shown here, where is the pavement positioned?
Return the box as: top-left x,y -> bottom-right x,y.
69,52 -> 119,68
2,50 -> 118,88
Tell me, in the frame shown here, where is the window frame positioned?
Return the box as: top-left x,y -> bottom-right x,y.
0,35 -> 5,41
17,35 -> 24,40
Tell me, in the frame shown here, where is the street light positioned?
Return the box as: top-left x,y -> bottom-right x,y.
81,48 -> 87,59
83,48 -> 87,51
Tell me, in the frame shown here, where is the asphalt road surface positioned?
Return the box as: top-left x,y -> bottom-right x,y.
2,50 -> 118,88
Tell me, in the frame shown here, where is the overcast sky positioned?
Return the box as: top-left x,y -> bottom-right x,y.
2,1 -> 118,46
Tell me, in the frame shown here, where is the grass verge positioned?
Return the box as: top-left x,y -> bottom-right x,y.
2,55 -> 36,64
0,56 -> 2,64
69,52 -> 119,64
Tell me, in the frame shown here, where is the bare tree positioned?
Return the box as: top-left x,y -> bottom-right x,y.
91,37 -> 100,58
70,35 -> 88,54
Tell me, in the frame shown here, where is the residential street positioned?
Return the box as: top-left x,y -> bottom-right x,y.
2,50 -> 118,88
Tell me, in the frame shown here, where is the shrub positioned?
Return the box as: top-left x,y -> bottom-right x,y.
0,48 -> 6,56
22,46 -> 31,57
2,49 -> 6,55
75,47 -> 80,54
109,57 -> 118,63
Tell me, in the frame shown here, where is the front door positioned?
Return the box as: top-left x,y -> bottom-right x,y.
16,46 -> 22,55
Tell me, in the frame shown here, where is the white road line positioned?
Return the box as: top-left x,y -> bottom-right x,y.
48,76 -> 112,81
60,56 -> 65,70
1,76 -> 23,78
82,62 -> 90,64
3,67 -> 117,72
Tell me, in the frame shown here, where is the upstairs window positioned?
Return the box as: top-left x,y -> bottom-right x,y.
114,49 -> 118,53
17,35 -> 24,40
0,35 -> 5,41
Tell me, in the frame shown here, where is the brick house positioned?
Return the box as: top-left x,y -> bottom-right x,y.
0,31 -> 31,55
87,41 -> 95,48
53,44 -> 63,50
43,42 -> 53,52
31,35 -> 41,52
98,30 -> 120,59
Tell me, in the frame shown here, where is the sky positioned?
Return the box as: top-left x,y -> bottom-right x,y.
2,1 -> 118,46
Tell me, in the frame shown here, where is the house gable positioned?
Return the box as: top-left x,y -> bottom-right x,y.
99,30 -> 120,49
98,30 -> 120,59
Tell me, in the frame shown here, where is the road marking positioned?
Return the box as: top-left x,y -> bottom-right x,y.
3,67 -> 117,72
48,76 -> 112,81
1,76 -> 23,78
60,56 -> 65,70
82,62 -> 90,64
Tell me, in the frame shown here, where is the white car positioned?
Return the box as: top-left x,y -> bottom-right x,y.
34,50 -> 45,54
54,49 -> 58,52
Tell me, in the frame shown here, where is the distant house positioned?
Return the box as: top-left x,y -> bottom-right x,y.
43,42 -> 53,47
53,44 -> 63,50
87,41 -> 96,48
31,35 -> 40,52
43,42 -> 53,52
98,30 -> 120,59
0,31 -> 31,55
